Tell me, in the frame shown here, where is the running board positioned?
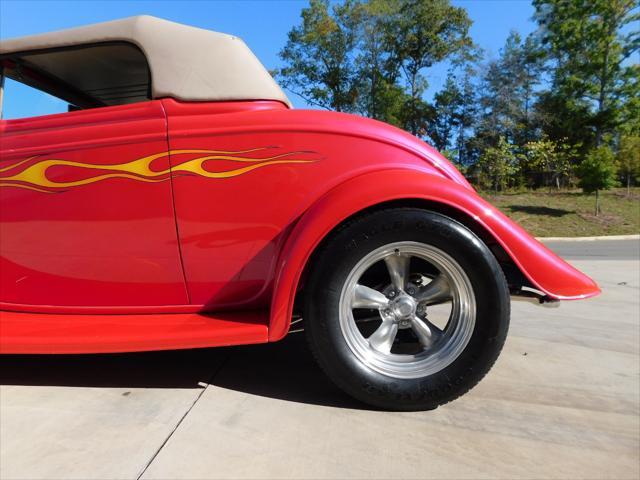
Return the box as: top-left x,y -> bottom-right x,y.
0,310 -> 269,354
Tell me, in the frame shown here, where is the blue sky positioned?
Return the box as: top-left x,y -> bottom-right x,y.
0,0 -> 537,118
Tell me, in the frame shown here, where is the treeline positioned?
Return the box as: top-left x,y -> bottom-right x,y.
276,0 -> 639,199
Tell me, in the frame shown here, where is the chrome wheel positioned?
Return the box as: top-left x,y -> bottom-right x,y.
339,241 -> 476,379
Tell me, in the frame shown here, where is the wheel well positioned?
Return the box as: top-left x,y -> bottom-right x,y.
292,199 -> 531,316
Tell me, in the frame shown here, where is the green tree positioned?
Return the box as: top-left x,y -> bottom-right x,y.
478,136 -> 518,193
517,36 -> 546,145
533,0 -> 640,148
384,0 -> 473,135
617,134 -> 640,194
427,67 -> 478,166
618,67 -> 640,136
277,0 -> 361,112
455,67 -> 481,166
354,0 -> 406,124
277,0 -> 473,136
427,75 -> 463,152
522,137 -> 573,190
578,145 -> 618,215
472,31 -> 545,175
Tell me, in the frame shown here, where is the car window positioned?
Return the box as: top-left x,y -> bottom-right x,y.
2,77 -> 69,119
0,42 -> 151,120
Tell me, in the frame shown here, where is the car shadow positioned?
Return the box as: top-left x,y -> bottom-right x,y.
507,205 -> 574,217
212,333 -> 368,410
0,333 -> 369,410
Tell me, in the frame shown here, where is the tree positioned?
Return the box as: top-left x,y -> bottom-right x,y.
427,75 -> 463,152
277,0 -> 474,138
477,136 -> 518,193
522,137 -> 573,190
617,134 -> 640,195
354,0 -> 406,124
534,90 -> 593,161
578,145 -> 618,215
472,31 -> 545,176
533,0 -> 640,149
277,0 -> 361,112
618,66 -> 640,136
383,0 -> 473,135
426,67 -> 479,166
517,36 -> 546,145
454,67 -> 480,166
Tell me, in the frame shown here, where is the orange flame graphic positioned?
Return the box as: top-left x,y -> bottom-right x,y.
0,147 -> 317,193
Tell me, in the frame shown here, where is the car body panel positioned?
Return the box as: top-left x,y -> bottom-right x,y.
0,309 -> 268,354
0,101 -> 188,309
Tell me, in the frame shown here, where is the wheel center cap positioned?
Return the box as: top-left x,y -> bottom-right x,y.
391,296 -> 416,319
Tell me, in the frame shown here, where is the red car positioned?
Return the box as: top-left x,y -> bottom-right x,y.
0,16 -> 599,410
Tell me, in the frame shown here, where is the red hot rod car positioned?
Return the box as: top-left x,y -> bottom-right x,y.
0,16 -> 599,410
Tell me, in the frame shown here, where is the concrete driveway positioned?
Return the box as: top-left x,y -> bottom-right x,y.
1,239 -> 638,480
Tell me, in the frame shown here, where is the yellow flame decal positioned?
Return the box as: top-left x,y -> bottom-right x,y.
0,147 -> 317,193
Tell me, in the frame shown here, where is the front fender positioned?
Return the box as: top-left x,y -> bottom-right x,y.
268,168 -> 599,341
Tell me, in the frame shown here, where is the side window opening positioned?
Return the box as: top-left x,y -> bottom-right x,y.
0,42 -> 151,120
2,77 -> 69,119
0,64 -> 4,118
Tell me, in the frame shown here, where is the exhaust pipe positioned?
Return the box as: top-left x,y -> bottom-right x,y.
511,288 -> 560,308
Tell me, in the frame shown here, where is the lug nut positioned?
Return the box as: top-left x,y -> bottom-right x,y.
407,287 -> 415,295
388,290 -> 396,298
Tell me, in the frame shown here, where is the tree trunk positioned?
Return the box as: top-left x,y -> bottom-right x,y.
370,47 -> 377,119
627,173 -> 631,196
595,20 -> 614,146
595,189 -> 600,216
409,71 -> 418,136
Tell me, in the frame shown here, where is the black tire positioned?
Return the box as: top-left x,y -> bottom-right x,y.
304,208 -> 510,411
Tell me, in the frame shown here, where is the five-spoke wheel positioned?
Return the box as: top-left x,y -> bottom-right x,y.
340,242 -> 476,379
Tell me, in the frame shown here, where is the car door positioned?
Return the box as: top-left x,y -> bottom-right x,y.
0,100 -> 188,309
163,99 -> 322,311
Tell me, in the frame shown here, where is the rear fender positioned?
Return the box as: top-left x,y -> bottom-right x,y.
268,168 -> 599,341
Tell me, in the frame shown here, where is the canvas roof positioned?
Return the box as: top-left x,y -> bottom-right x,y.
0,15 -> 291,107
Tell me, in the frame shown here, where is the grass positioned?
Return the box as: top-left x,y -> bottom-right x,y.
480,187 -> 640,237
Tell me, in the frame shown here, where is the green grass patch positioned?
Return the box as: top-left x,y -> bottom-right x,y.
480,188 -> 640,237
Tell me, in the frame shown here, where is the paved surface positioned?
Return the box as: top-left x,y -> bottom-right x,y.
542,238 -> 640,260
1,240 -> 639,479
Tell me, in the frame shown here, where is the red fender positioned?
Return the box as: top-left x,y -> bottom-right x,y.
269,168 -> 600,341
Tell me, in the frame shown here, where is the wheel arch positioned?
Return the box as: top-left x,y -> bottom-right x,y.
295,198 -> 527,299
268,168 -> 599,341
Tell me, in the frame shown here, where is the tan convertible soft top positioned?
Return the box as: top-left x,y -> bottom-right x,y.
0,15 -> 291,107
